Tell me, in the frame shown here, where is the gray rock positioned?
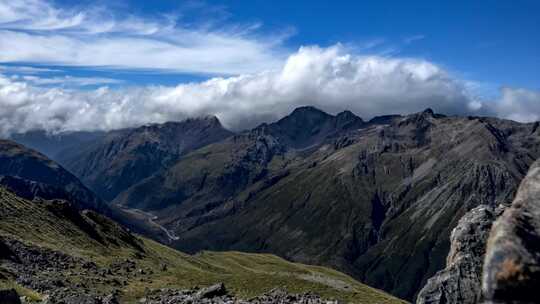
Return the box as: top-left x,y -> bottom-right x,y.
196,282 -> 227,299
417,204 -> 505,304
0,289 -> 21,304
483,160 -> 540,303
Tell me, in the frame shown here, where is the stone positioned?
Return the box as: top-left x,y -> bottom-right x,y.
416,204 -> 505,304
483,160 -> 540,303
196,282 -> 227,299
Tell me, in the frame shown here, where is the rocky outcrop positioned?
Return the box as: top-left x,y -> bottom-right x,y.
482,160 -> 540,303
416,204 -> 505,304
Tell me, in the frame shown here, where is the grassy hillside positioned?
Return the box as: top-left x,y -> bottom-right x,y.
0,187 -> 405,304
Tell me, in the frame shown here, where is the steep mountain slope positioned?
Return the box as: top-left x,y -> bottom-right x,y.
112,108 -> 540,300
57,117 -> 233,201
0,139 -> 106,212
0,185 -> 405,304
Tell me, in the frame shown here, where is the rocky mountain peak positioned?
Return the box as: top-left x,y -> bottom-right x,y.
277,106 -> 333,127
336,110 -> 364,128
184,115 -> 223,128
268,106 -> 364,149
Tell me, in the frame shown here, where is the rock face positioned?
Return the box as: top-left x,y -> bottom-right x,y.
416,204 -> 505,304
483,159 -> 540,303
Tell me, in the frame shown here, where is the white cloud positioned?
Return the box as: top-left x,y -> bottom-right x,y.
0,0 -> 289,75
1,44 -> 537,136
494,87 -> 540,122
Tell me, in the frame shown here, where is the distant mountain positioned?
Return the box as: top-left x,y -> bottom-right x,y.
110,108 -> 540,301
9,130 -> 105,161
260,106 -> 365,149
0,139 -> 106,212
56,117 -> 234,201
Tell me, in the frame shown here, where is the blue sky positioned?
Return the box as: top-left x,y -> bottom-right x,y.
2,0 -> 539,90
224,0 -> 540,91
0,0 -> 539,134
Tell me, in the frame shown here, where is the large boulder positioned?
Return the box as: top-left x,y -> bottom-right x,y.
483,160 -> 540,303
416,204 -> 505,304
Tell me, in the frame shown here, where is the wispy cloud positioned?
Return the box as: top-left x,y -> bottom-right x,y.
0,65 -> 61,74
404,34 -> 426,44
20,75 -> 123,87
0,0 -> 291,75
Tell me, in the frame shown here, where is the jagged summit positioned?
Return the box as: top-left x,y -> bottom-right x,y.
140,115 -> 226,131
268,106 -> 364,149
276,106 -> 333,127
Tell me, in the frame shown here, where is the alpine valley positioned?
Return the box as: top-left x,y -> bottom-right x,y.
5,107 -> 540,303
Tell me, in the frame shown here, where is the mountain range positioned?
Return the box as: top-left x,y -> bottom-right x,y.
0,136 -> 403,304
5,106 -> 540,302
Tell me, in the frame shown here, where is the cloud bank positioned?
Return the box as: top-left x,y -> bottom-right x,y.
0,45 -> 538,136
